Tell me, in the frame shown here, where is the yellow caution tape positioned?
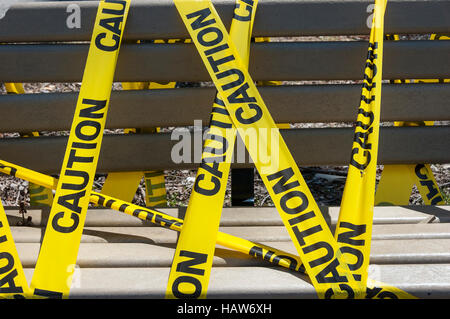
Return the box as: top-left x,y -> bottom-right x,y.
29,0 -> 131,298
166,0 -> 257,299
173,0 -> 362,298
100,170 -> 143,203
333,0 -> 387,295
375,33 -> 448,206
0,199 -> 31,298
4,83 -> 54,207
0,158 -> 415,298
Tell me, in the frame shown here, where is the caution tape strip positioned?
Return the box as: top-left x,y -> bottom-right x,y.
173,0 -> 362,298
0,199 -> 31,298
165,0 -> 258,299
0,158 -> 416,298
333,0 -> 386,294
29,0 -> 131,298
375,33 -> 448,206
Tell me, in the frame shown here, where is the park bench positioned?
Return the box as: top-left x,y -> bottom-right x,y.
0,0 -> 449,298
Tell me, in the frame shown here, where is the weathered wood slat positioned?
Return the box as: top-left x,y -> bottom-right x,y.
1,41 -> 449,82
1,84 -> 449,132
1,0 -> 449,42
0,126 -> 448,173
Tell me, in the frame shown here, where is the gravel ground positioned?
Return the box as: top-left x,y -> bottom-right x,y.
1,34 -> 449,208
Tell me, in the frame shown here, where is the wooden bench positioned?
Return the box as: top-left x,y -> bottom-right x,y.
0,0 -> 449,298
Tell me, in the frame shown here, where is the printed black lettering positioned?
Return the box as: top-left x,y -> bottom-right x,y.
61,170 -> 90,191
216,68 -> 245,90
362,82 -> 376,91
0,221 -> 6,243
0,163 -> 17,177
288,210 -> 315,226
103,0 -> 127,15
105,199 -> 116,208
211,106 -> 229,115
234,0 -> 253,21
315,258 -> 348,284
0,269 -> 22,294
91,193 -> 106,206
172,276 -> 202,299
203,133 -> 228,156
292,224 -> 322,246
176,250 -> 207,275
187,8 -> 215,30
99,16 -> 123,36
350,147 -> 371,170
67,149 -> 94,168
262,250 -> 274,261
353,128 -> 373,150
235,103 -> 262,124
267,168 -> 300,194
207,55 -> 235,73
197,27 -> 223,47
227,83 -> 257,104
302,241 -> 334,268
365,286 -> 382,299
209,119 -> 233,129
119,203 -> 129,212
131,208 -> 151,219
355,109 -> 374,130
339,246 -> 363,280
71,141 -> 97,149
249,246 -> 264,259
377,291 -> 399,299
325,284 -> 355,299
214,96 -> 226,106
272,255 -> 298,271
0,252 -> 14,275
51,211 -> 80,233
360,94 -> 376,104
194,174 -> 221,196
95,32 -> 120,51
75,120 -> 101,141
415,164 -> 428,179
419,180 -> 439,200
202,155 -> 227,163
33,288 -> 63,299
154,214 -> 178,229
204,43 -> 229,56
57,190 -> 86,214
200,161 -> 222,178
431,196 -> 444,205
337,222 -> 366,246
79,99 -> 107,119
280,191 -> 309,215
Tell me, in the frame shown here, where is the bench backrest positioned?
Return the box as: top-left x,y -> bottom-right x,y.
0,0 -> 449,174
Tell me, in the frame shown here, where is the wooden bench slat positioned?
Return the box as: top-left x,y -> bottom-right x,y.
1,0 -> 449,42
1,83 -> 449,132
1,41 -> 449,82
0,126 -> 448,173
